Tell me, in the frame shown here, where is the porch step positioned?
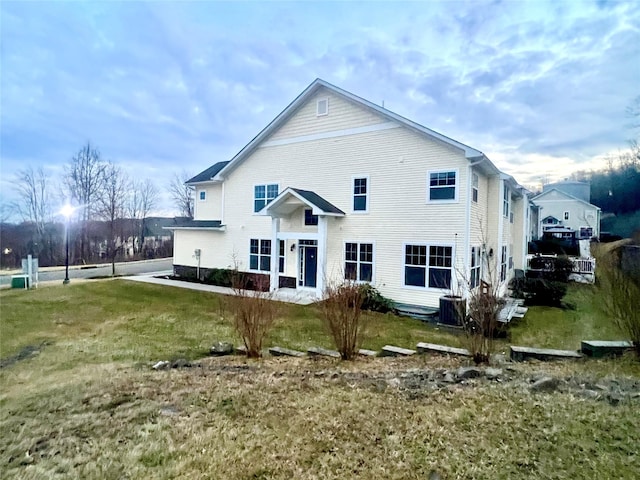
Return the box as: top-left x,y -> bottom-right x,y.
510,345 -> 582,362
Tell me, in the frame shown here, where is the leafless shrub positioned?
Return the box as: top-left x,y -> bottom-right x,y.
594,242 -> 640,358
460,280 -> 504,364
228,273 -> 278,358
321,282 -> 366,360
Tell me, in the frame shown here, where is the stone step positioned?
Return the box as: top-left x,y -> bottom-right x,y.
510,345 -> 582,362
380,345 -> 416,357
358,349 -> 378,357
268,346 -> 306,358
581,340 -> 634,358
416,342 -> 471,357
307,346 -> 341,358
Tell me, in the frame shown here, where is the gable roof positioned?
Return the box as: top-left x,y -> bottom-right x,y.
532,188 -> 601,210
164,218 -> 224,231
187,161 -> 230,184
261,187 -> 345,217
189,78 -> 503,183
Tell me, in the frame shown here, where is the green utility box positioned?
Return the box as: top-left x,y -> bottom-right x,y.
10,275 -> 30,289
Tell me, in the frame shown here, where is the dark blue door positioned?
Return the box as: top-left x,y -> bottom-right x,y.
304,246 -> 317,288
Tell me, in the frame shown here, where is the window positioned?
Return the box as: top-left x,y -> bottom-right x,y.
500,245 -> 507,282
404,244 -> 452,289
564,211 -> 570,221
579,226 -> 593,238
503,185 -> 510,218
470,246 -> 481,289
199,190 -> 206,201
345,243 -> 373,282
429,171 -> 456,201
510,211 -> 514,224
304,208 -> 318,226
254,184 -> 278,212
472,173 -> 479,203
250,239 -> 271,272
353,177 -> 368,212
278,240 -> 285,273
317,98 -> 328,116
508,243 -> 513,270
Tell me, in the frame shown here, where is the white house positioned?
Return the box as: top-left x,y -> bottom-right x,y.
533,183 -> 601,240
168,79 -> 534,308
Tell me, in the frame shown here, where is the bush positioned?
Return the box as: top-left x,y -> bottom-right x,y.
321,282 -> 366,360
527,255 -> 574,282
523,278 -> 568,307
359,284 -> 396,313
204,268 -> 233,287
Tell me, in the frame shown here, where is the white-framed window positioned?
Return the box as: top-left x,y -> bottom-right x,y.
353,176 -> 368,212
470,246 -> 481,289
564,211 -> 570,221
428,170 -> 457,202
500,245 -> 507,282
508,243 -> 513,270
503,185 -> 510,218
510,211 -> 514,224
254,184 -> 279,212
278,240 -> 285,273
404,244 -> 453,289
199,190 -> 206,201
304,208 -> 318,226
250,239 -> 271,272
316,97 -> 329,116
345,242 -> 373,282
472,173 -> 479,203
579,226 -> 594,238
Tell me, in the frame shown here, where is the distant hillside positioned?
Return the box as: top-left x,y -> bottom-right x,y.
601,210 -> 640,238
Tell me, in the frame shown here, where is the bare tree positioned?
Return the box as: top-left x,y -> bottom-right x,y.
98,163 -> 129,275
64,142 -> 107,262
13,166 -> 52,238
128,179 -> 158,254
169,171 -> 194,218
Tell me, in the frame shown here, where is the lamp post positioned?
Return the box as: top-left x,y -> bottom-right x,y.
61,204 -> 74,285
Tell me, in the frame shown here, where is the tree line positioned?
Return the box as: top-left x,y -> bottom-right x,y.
1,142 -> 194,271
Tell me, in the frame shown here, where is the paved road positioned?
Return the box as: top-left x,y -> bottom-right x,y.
0,258 -> 173,287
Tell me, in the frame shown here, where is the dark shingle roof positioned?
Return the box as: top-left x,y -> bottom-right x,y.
187,161 -> 230,184
167,219 -> 223,229
291,188 -> 345,215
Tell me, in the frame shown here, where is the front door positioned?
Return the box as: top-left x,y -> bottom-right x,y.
299,241 -> 318,288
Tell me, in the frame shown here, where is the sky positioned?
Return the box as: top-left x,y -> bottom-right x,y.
1,0 -> 639,219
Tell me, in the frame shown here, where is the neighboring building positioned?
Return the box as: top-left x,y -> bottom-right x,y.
533,182 -> 601,240
168,79 -> 534,308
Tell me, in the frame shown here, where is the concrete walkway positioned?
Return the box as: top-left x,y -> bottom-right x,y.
122,273 -> 319,305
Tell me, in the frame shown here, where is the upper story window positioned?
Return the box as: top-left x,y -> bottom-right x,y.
279,240 -> 285,273
353,177 -> 368,212
316,98 -> 329,116
564,211 -> 570,221
503,185 -> 510,218
304,208 -> 318,226
254,184 -> 279,212
472,173 -> 479,203
470,246 -> 481,289
404,244 -> 452,289
345,242 -> 373,282
199,190 -> 206,201
428,170 -> 457,202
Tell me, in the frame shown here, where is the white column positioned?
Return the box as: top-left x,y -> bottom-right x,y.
317,216 -> 328,295
270,217 -> 280,291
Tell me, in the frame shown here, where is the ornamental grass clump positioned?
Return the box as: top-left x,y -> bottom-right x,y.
321,282 -> 367,360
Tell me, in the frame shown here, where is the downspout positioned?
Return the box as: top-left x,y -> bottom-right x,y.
497,179 -> 505,291
221,182 -> 225,225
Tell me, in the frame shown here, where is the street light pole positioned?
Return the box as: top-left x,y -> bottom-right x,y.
61,204 -> 74,285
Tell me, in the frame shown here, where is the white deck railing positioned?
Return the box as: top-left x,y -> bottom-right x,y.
526,254 -> 596,280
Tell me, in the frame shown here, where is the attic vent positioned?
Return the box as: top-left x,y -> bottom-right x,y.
316,98 -> 328,116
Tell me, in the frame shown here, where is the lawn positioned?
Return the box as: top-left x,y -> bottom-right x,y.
1,280 -> 638,479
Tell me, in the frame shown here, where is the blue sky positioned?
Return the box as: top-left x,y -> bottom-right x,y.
1,0 -> 639,218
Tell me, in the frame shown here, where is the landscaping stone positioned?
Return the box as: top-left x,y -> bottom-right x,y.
456,366 -> 482,380
358,349 -> 378,357
268,346 -> 306,357
307,347 -> 341,359
443,372 -> 456,383
580,340 -> 634,358
210,341 -> 234,356
416,342 -> 471,357
152,360 -> 170,370
511,346 -> 582,362
485,367 -> 503,380
171,358 -> 191,369
380,345 -> 416,357
235,345 -> 247,355
530,376 -> 560,392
